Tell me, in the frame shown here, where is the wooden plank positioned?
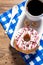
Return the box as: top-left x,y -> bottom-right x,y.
0,0 -> 23,13
0,23 -> 25,65
0,0 -> 26,65
0,0 -> 23,5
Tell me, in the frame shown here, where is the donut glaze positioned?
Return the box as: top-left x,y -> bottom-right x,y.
14,27 -> 39,51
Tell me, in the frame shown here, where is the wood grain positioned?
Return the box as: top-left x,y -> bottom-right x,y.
0,0 -> 26,65
0,0 -> 23,13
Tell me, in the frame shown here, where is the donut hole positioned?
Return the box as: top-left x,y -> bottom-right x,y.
23,34 -> 30,42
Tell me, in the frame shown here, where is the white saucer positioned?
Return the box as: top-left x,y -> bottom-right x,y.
10,11 -> 43,48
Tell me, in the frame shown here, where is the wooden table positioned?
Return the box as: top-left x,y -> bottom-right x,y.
0,0 -> 26,65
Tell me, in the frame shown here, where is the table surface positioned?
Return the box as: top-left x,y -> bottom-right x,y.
0,0 -> 26,65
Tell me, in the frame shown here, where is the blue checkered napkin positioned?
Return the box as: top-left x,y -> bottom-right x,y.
0,9 -> 12,30
0,1 -> 43,65
20,40 -> 43,65
7,1 -> 26,39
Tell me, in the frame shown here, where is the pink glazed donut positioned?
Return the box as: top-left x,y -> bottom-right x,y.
14,27 -> 39,54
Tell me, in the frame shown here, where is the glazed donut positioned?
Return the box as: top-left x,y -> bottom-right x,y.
14,27 -> 39,54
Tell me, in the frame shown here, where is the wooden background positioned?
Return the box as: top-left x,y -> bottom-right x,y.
0,0 -> 26,65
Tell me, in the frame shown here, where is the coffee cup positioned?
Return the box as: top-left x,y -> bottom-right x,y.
25,0 -> 43,21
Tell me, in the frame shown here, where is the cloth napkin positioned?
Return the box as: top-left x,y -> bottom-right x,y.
0,1 -> 43,65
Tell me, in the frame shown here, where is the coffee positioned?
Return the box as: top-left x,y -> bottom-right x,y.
27,0 -> 43,16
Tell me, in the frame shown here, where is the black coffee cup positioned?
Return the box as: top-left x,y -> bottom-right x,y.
25,0 -> 43,21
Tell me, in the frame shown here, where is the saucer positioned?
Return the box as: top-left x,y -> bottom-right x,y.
10,11 -> 43,48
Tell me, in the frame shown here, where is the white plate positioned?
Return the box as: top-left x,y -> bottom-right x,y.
10,11 -> 43,48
